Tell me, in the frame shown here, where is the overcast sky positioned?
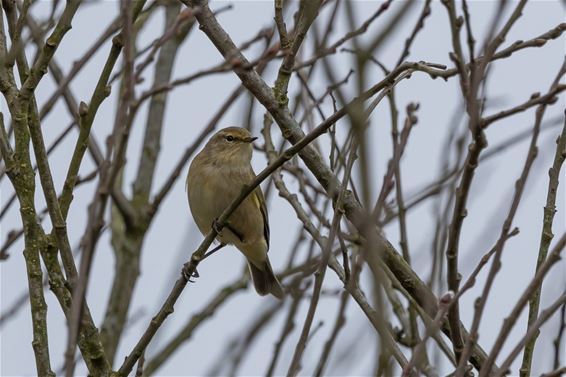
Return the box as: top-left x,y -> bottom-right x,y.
1,1 -> 566,376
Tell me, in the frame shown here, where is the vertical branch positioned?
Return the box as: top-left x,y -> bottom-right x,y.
0,112 -> 54,377
58,0 -> 147,219
17,0 -> 81,101
496,291 -> 566,377
65,0 -> 143,371
132,2 -> 192,204
520,109 -> 566,375
24,12 -> 106,167
441,0 -> 474,357
464,63 -> 566,376
273,0 -> 322,106
402,291 -> 454,377
4,0 -> 78,285
314,289 -> 350,376
265,278 -> 310,377
285,123 -> 355,374
441,0 -> 469,95
100,1 -> 193,362
395,0 -> 432,67
274,0 -> 289,49
22,228 -> 55,377
391,104 -> 430,367
552,299 -> 566,369
5,3 -> 142,373
479,231 -> 566,377
443,0 -> 528,366
1,5 -> 83,376
461,0 -> 475,65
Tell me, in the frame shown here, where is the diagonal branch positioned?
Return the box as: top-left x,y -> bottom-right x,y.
180,0 -> 492,370
116,76 -> 410,375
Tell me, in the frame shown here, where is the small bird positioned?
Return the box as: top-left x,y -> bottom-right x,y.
186,127 -> 285,299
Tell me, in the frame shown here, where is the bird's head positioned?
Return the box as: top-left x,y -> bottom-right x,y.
204,127 -> 258,164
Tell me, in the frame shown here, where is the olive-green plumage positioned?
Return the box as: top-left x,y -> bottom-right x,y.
186,127 -> 284,299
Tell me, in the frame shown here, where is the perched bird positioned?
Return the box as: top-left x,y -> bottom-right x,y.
186,127 -> 285,299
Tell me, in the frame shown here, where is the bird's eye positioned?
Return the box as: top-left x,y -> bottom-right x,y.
225,135 -> 234,142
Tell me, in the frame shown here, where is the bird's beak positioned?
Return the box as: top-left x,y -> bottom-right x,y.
245,136 -> 258,143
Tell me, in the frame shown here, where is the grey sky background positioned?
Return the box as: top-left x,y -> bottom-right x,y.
1,0 -> 566,376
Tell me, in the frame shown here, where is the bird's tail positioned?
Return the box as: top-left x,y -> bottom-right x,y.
248,258 -> 285,299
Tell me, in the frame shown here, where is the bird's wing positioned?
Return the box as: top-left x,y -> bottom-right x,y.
247,166 -> 270,251
254,187 -> 270,250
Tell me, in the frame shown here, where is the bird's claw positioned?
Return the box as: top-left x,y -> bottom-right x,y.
212,218 -> 223,236
182,262 -> 200,282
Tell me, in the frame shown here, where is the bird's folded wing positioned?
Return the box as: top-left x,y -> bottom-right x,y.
252,188 -> 270,251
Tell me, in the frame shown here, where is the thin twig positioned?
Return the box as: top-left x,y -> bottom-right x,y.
457,59 -> 566,377
552,299 -> 566,369
495,290 -> 566,377
480,231 -> 566,377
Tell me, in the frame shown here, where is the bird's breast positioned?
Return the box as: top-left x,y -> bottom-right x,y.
187,164 -> 240,234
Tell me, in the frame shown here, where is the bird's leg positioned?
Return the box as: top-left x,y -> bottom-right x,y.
182,243 -> 227,282
203,243 -> 227,261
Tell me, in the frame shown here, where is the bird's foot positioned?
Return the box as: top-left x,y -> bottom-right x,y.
182,262 -> 200,282
212,218 -> 223,237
